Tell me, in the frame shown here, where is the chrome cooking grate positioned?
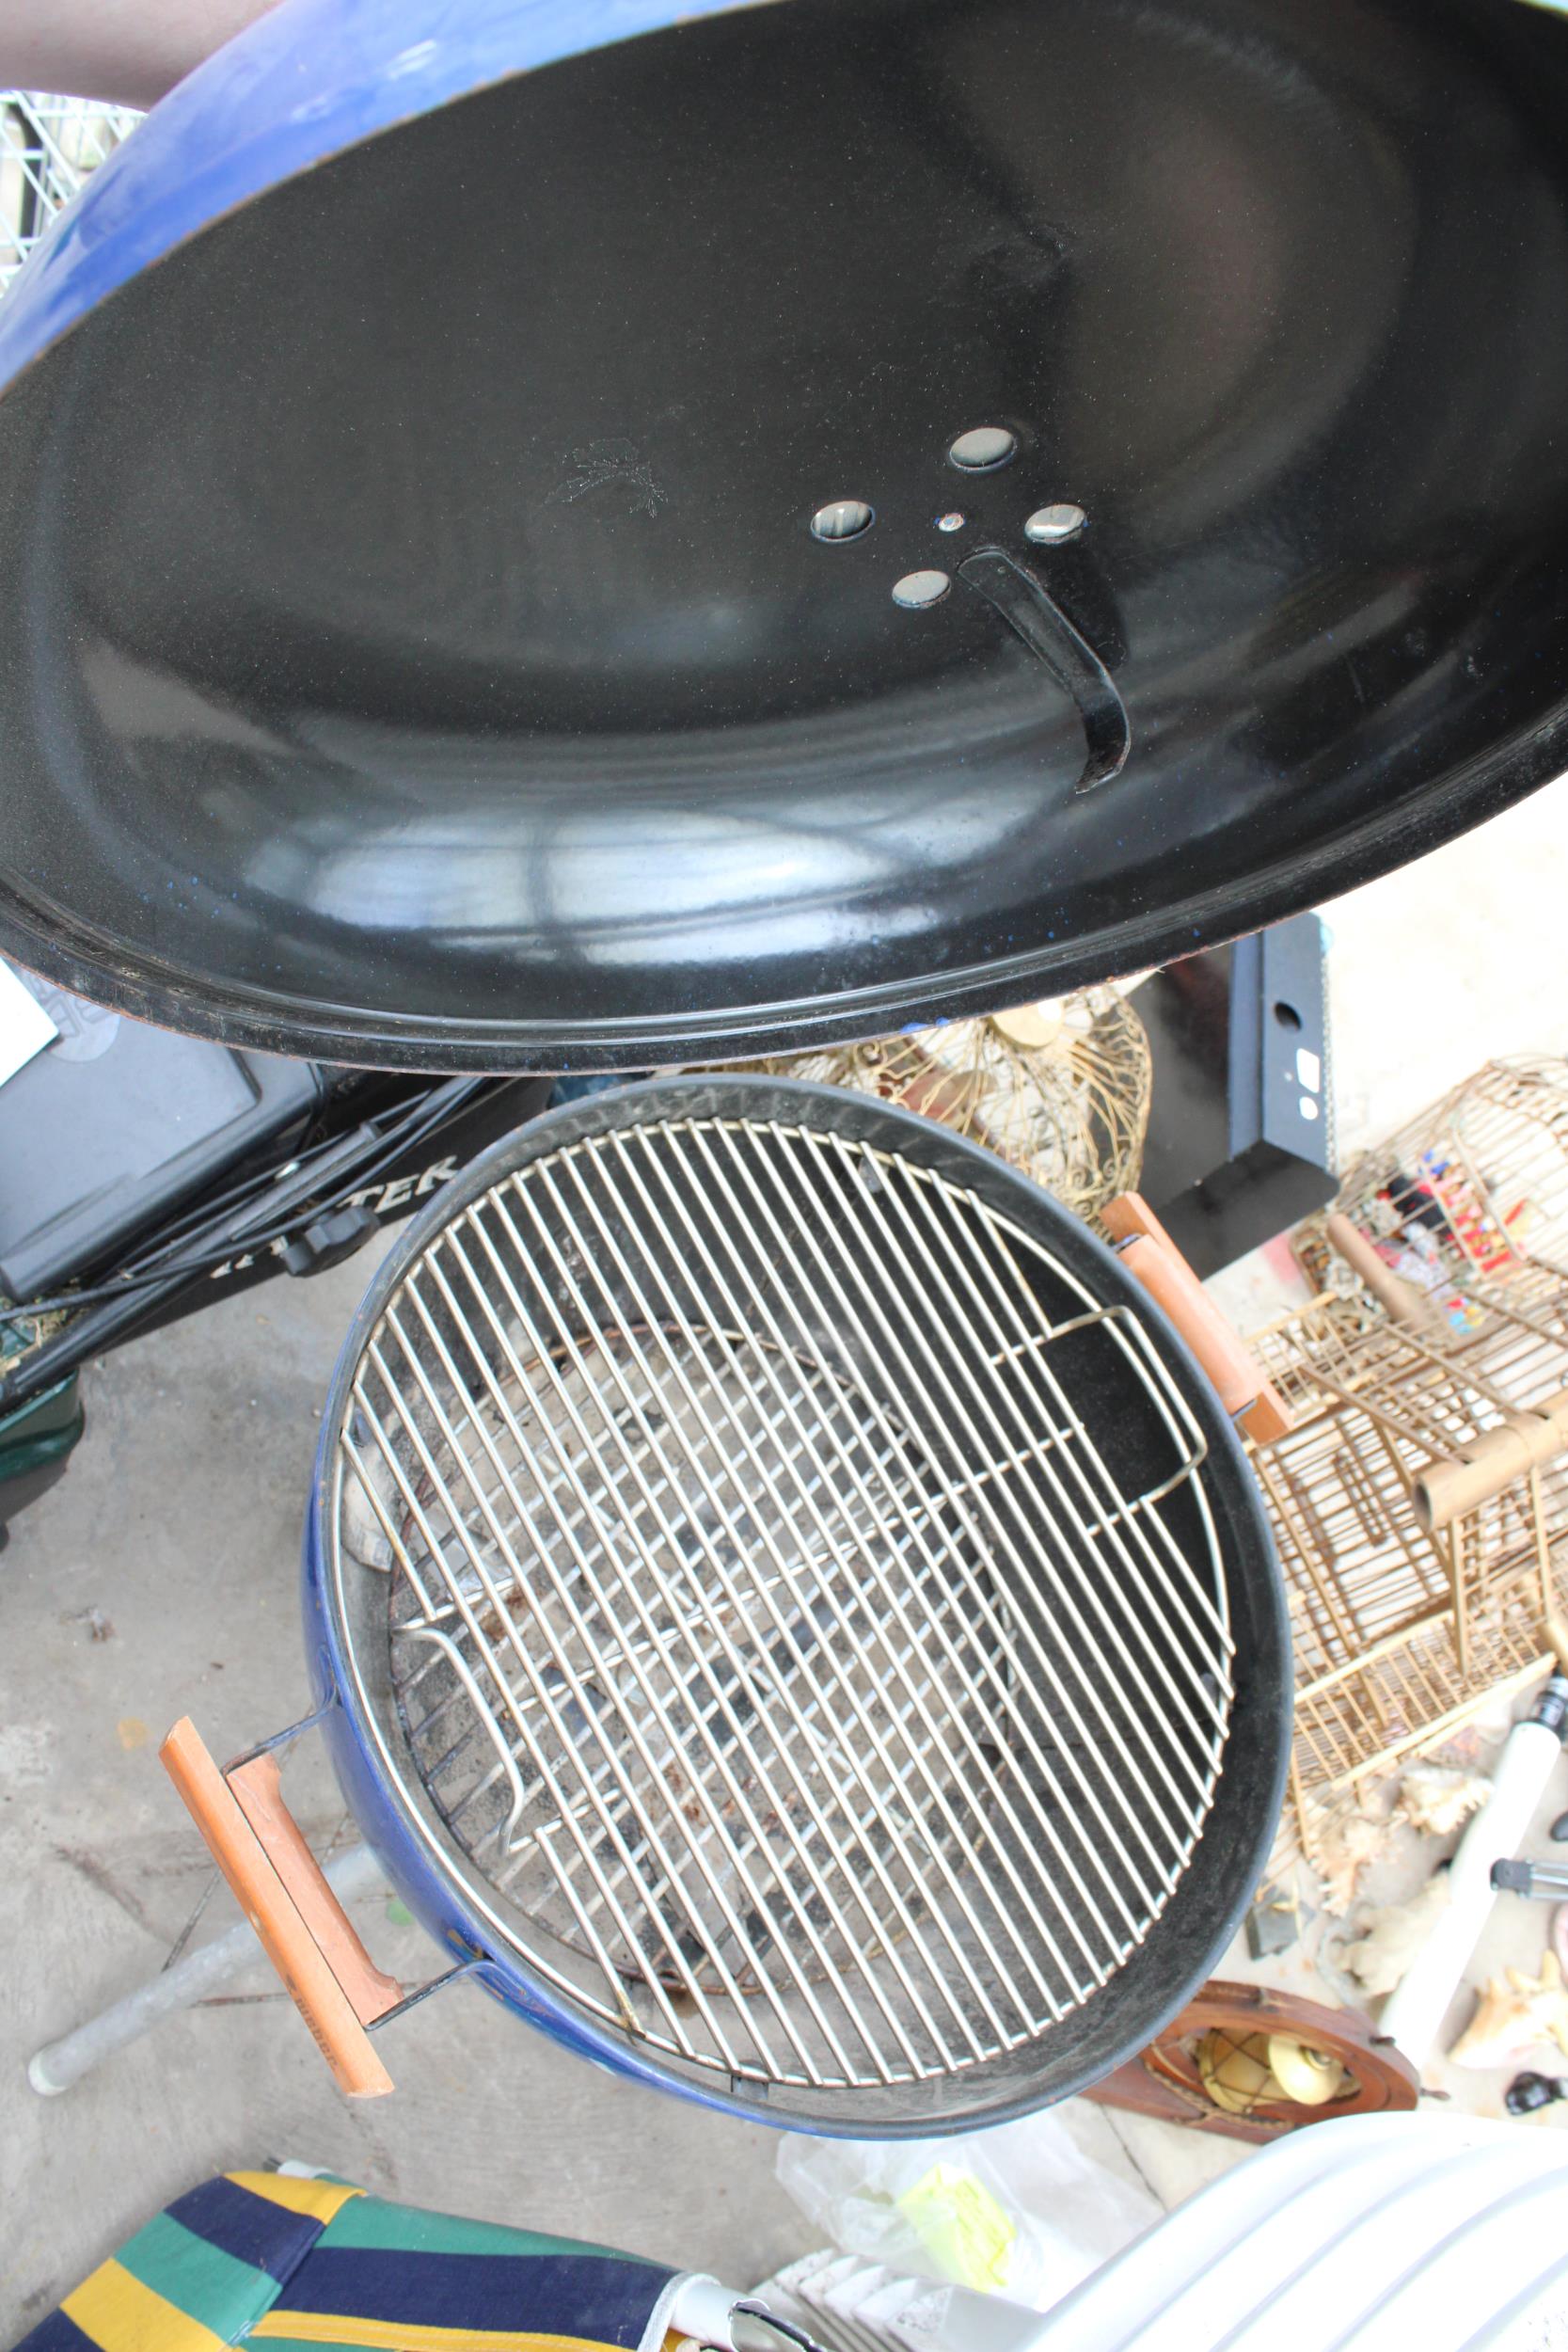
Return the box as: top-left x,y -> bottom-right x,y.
335,1112 -> 1234,2092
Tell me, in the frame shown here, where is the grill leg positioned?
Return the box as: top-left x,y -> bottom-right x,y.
26,1842 -> 387,2094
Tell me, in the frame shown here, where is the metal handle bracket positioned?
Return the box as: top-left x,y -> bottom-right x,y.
958,545 -> 1131,794
161,1715 -> 402,2096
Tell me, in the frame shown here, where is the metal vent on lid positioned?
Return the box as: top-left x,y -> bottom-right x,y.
1,0 -> 1566,1069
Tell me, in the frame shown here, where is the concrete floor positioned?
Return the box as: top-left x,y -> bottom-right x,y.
1,1239 -> 820,2334
0,1160 -> 1172,2335
3,773 -> 1568,2336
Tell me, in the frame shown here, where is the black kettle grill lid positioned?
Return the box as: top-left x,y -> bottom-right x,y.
2,0 -> 1566,1072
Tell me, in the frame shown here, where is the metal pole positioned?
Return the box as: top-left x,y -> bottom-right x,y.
1493,1854 -> 1568,1900
27,1842 -> 387,2095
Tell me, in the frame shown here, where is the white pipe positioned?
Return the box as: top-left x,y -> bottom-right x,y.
1381,1682 -> 1567,2069
27,1841 -> 387,2094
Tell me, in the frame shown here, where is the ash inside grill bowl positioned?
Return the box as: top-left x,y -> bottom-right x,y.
322,1078 -> 1287,2129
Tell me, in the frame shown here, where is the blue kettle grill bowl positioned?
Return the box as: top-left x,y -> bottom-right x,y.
303,1079 -> 1288,2132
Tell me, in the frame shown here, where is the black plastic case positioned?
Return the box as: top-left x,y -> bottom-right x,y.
0,968 -> 325,1298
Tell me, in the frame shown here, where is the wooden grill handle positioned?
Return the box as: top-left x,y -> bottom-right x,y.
1103,1194 -> 1292,1445
160,1717 -> 401,2097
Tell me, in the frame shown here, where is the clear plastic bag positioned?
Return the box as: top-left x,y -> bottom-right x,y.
775,2111 -> 1159,2312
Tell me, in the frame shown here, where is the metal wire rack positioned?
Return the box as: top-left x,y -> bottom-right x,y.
714,990 -> 1151,1228
0,94 -> 141,294
334,1110 -> 1235,2096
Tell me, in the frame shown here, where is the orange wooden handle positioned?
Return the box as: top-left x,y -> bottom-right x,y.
1104,1194 -> 1292,1444
160,1717 -> 400,2097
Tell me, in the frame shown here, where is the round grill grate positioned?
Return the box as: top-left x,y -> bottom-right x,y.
335,1110 -> 1235,2093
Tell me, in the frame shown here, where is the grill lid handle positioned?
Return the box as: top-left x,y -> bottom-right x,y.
1103,1194 -> 1291,1445
160,1716 -> 403,2097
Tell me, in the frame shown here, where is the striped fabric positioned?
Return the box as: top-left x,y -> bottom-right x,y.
13,2173 -> 680,2352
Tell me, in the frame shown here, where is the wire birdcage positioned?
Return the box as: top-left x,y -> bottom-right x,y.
1246,1279 -> 1568,1857
1253,1063 -> 1568,1873
1,93 -> 141,294
717,990 -> 1151,1227
1318,1058 -> 1568,1326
